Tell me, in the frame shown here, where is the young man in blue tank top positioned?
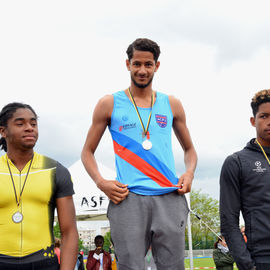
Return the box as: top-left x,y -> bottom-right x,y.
82,38 -> 197,270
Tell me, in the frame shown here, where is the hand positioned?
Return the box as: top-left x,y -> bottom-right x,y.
97,179 -> 129,204
95,246 -> 103,255
176,171 -> 194,195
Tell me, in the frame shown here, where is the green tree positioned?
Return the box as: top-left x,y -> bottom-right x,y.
78,238 -> 84,252
103,231 -> 113,253
185,189 -> 220,249
53,221 -> 61,239
53,222 -> 88,253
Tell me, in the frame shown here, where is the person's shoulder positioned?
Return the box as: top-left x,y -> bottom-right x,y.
88,250 -> 95,256
98,94 -> 114,106
223,150 -> 243,165
103,250 -> 111,256
95,94 -> 114,114
167,94 -> 183,107
220,150 -> 245,176
213,248 -> 223,258
34,152 -> 58,168
166,94 -> 186,118
0,153 -> 6,163
0,154 -> 7,170
102,93 -> 114,100
34,152 -> 68,172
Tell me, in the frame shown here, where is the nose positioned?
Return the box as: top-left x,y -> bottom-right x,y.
25,122 -> 34,131
138,65 -> 147,75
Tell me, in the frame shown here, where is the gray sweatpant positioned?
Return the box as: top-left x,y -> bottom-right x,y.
107,191 -> 189,270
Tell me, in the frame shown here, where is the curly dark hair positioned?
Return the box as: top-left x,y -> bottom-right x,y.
251,89 -> 270,116
126,38 -> 161,62
0,102 -> 37,152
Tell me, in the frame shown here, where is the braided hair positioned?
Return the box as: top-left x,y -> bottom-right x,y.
0,102 -> 37,152
251,89 -> 270,116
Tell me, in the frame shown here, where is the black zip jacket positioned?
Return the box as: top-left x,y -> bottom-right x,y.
220,139 -> 270,270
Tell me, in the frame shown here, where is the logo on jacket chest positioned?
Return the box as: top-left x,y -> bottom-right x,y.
253,161 -> 267,173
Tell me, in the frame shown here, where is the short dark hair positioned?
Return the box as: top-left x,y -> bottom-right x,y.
0,102 -> 37,152
251,89 -> 270,116
94,235 -> 104,243
126,38 -> 161,62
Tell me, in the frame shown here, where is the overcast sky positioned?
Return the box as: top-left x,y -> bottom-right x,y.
1,0 -> 270,199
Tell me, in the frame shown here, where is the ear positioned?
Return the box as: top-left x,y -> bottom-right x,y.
250,116 -> 256,127
154,61 -> 160,72
126,59 -> 131,71
0,126 -> 7,138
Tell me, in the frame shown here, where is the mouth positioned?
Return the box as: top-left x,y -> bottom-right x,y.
23,135 -> 36,141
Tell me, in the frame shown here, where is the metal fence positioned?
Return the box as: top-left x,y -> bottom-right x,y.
185,249 -> 213,258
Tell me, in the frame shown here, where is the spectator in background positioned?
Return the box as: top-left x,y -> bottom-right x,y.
241,226 -> 248,243
75,252 -> 84,270
54,238 -> 61,264
86,235 -> 112,270
213,235 -> 234,270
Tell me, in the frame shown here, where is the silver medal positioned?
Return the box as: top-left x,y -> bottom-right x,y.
142,139 -> 152,150
12,211 -> 23,223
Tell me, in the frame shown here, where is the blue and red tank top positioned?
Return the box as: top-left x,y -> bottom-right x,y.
109,90 -> 179,195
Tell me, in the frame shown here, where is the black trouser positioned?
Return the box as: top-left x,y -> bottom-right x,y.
0,257 -> 59,270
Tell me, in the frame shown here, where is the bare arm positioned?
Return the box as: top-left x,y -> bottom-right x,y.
169,95 -> 197,194
56,196 -> 78,270
81,95 -> 129,204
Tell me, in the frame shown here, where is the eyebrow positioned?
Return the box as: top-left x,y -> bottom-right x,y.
14,117 -> 37,121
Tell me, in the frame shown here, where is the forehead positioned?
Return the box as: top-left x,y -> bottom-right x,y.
9,108 -> 37,121
257,102 -> 270,113
131,50 -> 155,62
95,238 -> 104,242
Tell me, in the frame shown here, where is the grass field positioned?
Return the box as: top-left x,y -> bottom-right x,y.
185,257 -> 238,269
83,256 -> 238,269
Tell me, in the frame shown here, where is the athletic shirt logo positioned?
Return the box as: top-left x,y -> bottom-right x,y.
155,114 -> 167,128
255,161 -> 261,167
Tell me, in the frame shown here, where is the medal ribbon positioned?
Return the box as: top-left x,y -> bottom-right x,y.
7,155 -> 34,207
256,139 -> 270,166
128,88 -> 154,139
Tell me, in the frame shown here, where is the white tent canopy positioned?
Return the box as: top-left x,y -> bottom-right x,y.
68,159 -> 115,216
